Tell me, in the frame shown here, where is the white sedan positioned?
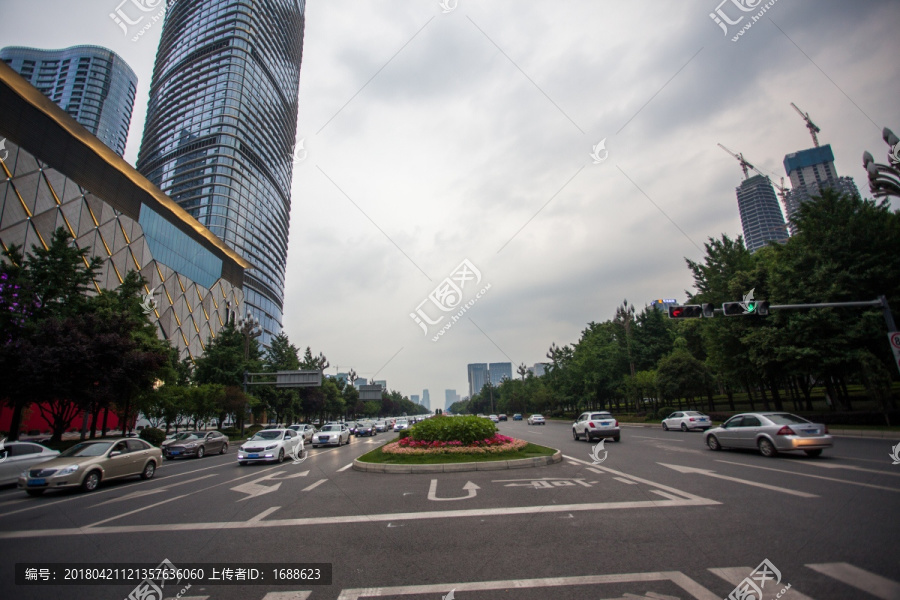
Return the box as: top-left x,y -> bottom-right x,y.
0,441 -> 60,485
662,411 -> 712,431
312,423 -> 351,447
237,429 -> 303,465
393,419 -> 410,432
527,414 -> 546,425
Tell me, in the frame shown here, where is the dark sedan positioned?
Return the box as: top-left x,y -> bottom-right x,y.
355,421 -> 377,437
163,431 -> 229,460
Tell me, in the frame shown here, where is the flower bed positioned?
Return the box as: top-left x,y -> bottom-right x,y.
381,433 -> 528,456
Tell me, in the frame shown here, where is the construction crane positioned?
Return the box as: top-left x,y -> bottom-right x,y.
717,143 -> 757,179
790,102 -> 821,147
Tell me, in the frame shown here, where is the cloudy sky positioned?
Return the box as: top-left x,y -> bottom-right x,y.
2,1 -> 899,407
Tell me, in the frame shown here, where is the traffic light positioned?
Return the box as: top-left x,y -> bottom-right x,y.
668,305 -> 703,319
702,303 -> 715,318
722,300 -> 770,316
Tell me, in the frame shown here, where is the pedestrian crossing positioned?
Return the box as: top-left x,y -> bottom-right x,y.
163,562 -> 899,599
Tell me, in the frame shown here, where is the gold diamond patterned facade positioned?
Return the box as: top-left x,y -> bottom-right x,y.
0,139 -> 243,361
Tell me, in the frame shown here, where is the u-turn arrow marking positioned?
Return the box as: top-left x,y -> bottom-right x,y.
427,479 -> 480,501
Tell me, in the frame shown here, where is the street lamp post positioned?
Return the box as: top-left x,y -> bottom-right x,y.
236,310 -> 262,432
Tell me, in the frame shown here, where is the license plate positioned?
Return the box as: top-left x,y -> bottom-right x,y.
170,451 -> 181,455
248,453 -> 259,458
601,422 -> 610,426
699,418 -> 708,422
28,479 -> 46,486
805,429 -> 818,435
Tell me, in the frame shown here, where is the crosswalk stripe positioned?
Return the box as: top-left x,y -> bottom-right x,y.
806,563 -> 900,600
709,567 -> 815,599
261,592 -> 313,600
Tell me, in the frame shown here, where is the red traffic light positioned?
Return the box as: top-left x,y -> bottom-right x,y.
668,305 -> 703,319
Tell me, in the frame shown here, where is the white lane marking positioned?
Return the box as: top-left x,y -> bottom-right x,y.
335,571 -> 720,600
261,592 -> 312,600
648,490 -> 681,501
658,463 -> 818,498
795,461 -> 900,477
709,567 -> 815,600
715,460 -> 900,493
0,494 -> 721,539
634,435 -> 684,442
248,507 -> 280,523
94,474 -> 218,506
807,563 -> 900,600
614,477 -> 638,485
85,492 -> 193,528
564,455 -> 717,502
302,478 -> 327,492
586,467 -> 604,474
427,479 -> 480,501
337,463 -> 354,472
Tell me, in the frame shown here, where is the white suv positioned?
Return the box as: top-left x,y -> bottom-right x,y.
573,412 -> 620,442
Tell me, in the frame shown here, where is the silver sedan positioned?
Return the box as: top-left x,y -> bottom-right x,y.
0,442 -> 60,485
705,412 -> 833,457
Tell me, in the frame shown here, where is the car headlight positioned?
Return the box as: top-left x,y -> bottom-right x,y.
265,444 -> 277,450
20,469 -> 29,478
184,443 -> 197,448
56,465 -> 79,476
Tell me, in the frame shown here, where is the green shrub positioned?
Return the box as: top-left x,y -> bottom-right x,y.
139,427 -> 166,447
247,424 -> 264,433
398,430 -> 410,440
657,406 -> 674,419
408,415 -> 497,445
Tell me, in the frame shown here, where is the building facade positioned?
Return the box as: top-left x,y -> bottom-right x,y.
488,362 -> 512,385
445,389 -> 459,410
782,145 -> 860,234
735,174 -> 789,253
1,45 -> 137,156
136,0 -> 306,346
422,389 -> 430,410
467,363 -> 488,398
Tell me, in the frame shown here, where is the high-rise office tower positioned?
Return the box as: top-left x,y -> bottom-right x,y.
136,0 -> 306,345
735,175 -> 789,253
1,45 -> 137,156
445,389 -> 458,410
782,145 -> 859,234
488,362 -> 512,385
467,363 -> 488,398
422,389 -> 430,410
410,395 -> 420,405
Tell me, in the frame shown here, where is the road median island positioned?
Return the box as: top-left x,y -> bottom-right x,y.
353,438 -> 561,473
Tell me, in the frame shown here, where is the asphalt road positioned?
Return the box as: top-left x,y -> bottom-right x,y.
0,421 -> 898,600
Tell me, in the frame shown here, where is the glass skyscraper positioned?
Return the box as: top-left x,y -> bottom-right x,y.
0,45 -> 137,156
735,175 -> 789,253
137,0 -> 306,345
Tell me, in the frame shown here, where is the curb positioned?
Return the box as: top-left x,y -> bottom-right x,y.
352,450 -> 562,473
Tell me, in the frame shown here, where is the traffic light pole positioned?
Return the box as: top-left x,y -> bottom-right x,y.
766,297 -> 895,331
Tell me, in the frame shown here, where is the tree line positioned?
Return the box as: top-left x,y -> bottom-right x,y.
0,228 -> 426,441
451,191 -> 900,422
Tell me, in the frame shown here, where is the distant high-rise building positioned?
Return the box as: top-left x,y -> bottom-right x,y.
532,363 -> 548,377
782,145 -> 860,234
354,378 -> 368,389
467,363 -> 488,398
735,174 -> 789,253
136,0 -> 306,346
1,45 -> 137,155
410,394 -> 420,405
422,389 -> 430,409
445,389 -> 458,409
336,372 -> 349,385
488,363 -> 512,385
374,380 -> 387,391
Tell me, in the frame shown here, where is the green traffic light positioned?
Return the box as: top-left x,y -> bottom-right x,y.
747,302 -> 755,313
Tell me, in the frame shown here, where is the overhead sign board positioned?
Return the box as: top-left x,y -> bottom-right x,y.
276,370 -> 322,388
359,384 -> 383,401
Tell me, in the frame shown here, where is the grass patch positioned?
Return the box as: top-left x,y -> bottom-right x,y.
357,440 -> 556,465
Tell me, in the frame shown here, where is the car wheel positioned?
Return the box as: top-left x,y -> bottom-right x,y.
662,422 -> 668,431
164,454 -> 172,460
141,461 -> 156,480
277,449 -> 285,463
312,445 -> 318,449
681,423 -> 688,432
804,449 -> 823,457
26,489 -> 45,497
197,446 -> 205,459
81,470 -> 101,492
758,438 -> 778,458
706,435 -> 721,451
238,461 -> 246,466
613,436 -> 620,442
584,432 -> 592,443
572,429 -> 578,440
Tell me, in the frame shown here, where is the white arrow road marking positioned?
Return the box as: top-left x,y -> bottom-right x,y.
715,460 -> 900,492
427,479 -> 480,501
658,463 -> 818,498
709,567 -> 814,600
807,563 -> 900,600
231,472 -> 288,500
